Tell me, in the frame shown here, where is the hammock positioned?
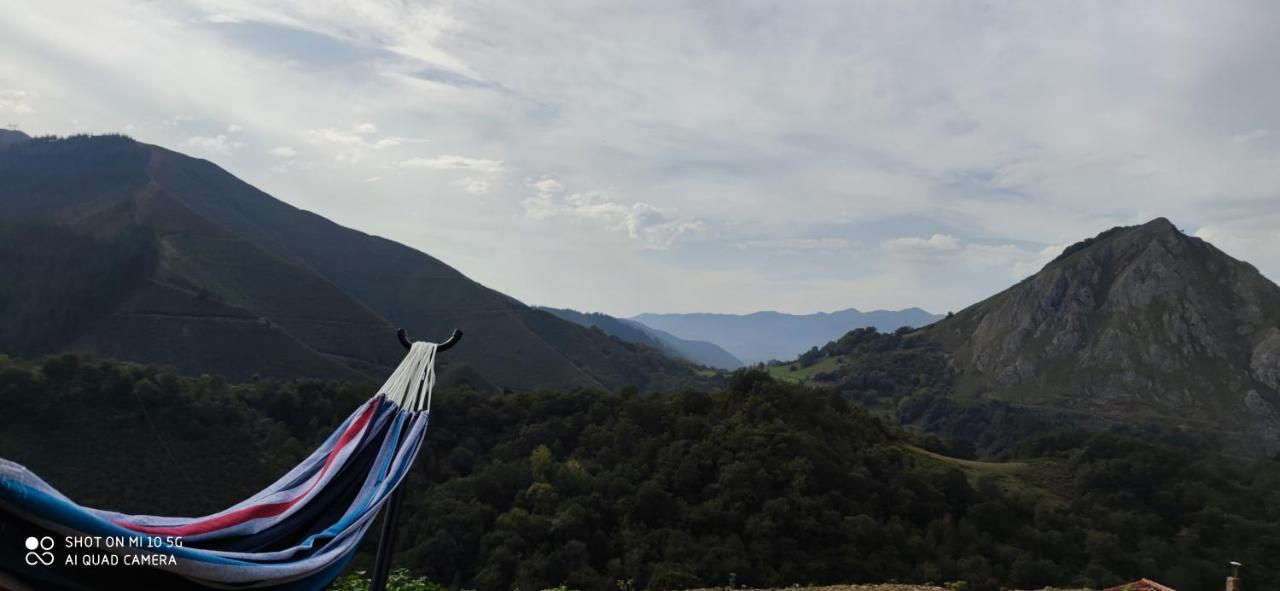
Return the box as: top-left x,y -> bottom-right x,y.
0,342 -> 440,591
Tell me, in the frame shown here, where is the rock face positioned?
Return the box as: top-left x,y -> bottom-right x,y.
926,218 -> 1280,454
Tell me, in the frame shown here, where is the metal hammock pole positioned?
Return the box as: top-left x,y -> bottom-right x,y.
369,328 -> 462,591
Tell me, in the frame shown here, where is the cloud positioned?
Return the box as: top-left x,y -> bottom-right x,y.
178,0 -> 472,75
372,136 -> 430,149
301,123 -> 430,166
306,127 -> 367,146
227,123 -> 243,133
966,243 -> 1065,277
531,178 -> 563,194
0,90 -> 35,114
183,134 -> 244,154
883,234 -> 1061,278
741,237 -> 855,252
305,123 -> 423,148
8,1 -> 1280,314
1231,128 -> 1271,143
882,234 -> 961,262
399,154 -> 505,174
523,180 -> 702,248
522,177 -> 566,219
622,202 -> 705,248
270,146 -> 297,157
453,177 -> 490,194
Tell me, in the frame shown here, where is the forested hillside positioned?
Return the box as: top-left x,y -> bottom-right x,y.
2,355 -> 1277,591
0,224 -> 157,356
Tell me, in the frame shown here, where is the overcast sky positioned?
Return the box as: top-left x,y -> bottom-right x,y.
2,1 -> 1278,316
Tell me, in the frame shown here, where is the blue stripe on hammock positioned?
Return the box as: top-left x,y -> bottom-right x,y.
0,343 -> 439,589
0,410 -> 430,584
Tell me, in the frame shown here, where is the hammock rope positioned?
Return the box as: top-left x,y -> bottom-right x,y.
0,341 -> 440,591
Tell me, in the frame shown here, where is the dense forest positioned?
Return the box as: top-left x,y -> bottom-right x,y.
1,354 -> 1278,590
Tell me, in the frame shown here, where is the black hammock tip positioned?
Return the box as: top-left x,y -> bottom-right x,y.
397,328 -> 463,352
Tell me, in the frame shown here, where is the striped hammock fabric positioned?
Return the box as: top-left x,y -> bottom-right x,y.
0,342 -> 440,591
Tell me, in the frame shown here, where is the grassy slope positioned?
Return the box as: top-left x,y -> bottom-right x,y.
903,444 -> 1073,502
767,356 -> 845,382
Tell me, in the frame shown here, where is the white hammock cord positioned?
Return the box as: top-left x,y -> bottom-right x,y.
378,341 -> 437,413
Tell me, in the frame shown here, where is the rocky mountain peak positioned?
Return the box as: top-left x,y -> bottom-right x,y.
1137,215 -> 1176,232
927,218 -> 1280,454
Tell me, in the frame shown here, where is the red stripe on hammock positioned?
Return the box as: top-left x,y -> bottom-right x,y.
116,396 -> 384,536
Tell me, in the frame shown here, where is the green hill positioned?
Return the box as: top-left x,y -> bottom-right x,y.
0,134 -> 706,392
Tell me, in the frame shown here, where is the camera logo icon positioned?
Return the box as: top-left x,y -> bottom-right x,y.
24,536 -> 55,566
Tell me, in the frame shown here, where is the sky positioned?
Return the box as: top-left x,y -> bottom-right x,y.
2,1 -> 1278,316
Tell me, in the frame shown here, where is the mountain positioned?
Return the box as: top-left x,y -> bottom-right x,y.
640,324 -> 745,370
925,217 -> 1280,454
0,134 -> 706,392
0,128 -> 29,146
631,307 -> 943,364
538,306 -> 744,369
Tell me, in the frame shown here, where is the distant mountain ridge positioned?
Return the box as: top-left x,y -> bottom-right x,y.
538,307 -> 743,369
0,134 -> 706,392
925,217 -> 1280,453
631,307 -> 943,364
